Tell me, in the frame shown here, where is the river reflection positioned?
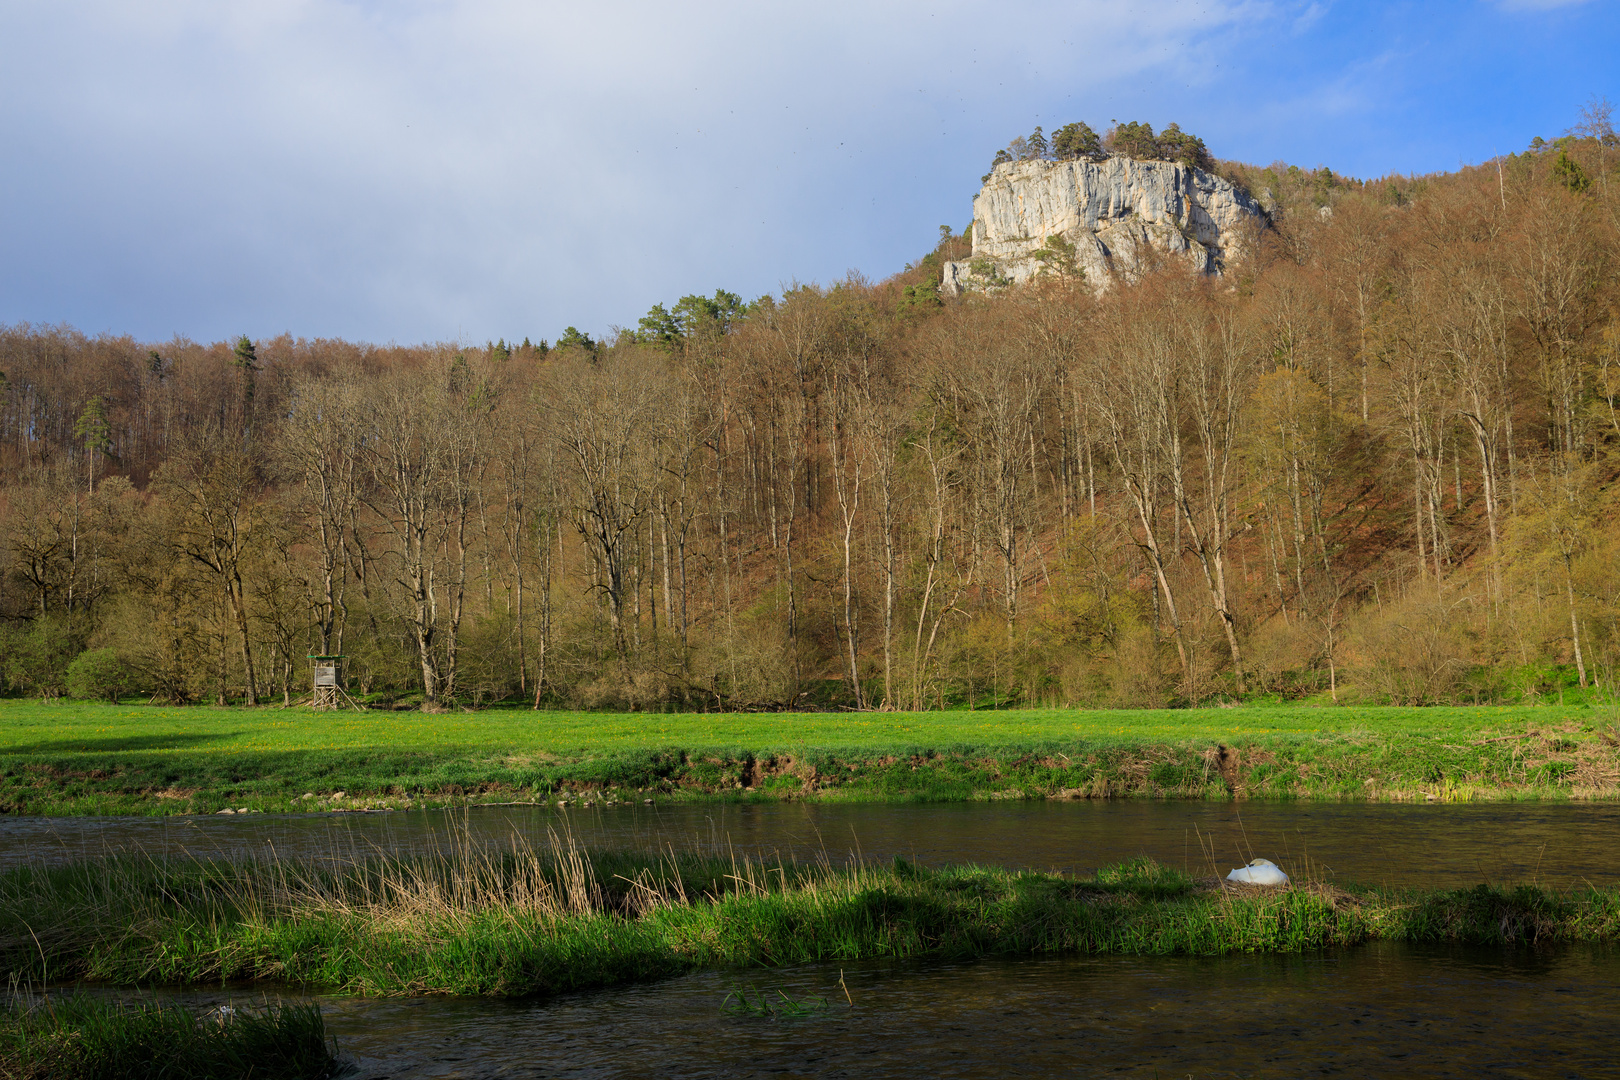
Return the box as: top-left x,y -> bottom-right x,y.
7,800 -> 1620,889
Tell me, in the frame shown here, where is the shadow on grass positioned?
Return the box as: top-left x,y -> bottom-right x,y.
2,733 -> 236,754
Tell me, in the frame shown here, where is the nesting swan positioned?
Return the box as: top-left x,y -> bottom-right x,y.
1226,859 -> 1290,886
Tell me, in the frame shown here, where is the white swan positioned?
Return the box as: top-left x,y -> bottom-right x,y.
1226,858 -> 1289,886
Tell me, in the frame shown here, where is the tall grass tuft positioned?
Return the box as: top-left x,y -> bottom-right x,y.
0,995 -> 344,1080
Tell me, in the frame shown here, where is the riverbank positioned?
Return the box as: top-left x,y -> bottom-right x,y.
0,995 -> 341,1079
3,839 -> 1618,998
2,700 -> 1617,815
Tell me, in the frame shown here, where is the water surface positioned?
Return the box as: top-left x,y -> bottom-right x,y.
123,944 -> 1620,1078
6,800 -> 1618,889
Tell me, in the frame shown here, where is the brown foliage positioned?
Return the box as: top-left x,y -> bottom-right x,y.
4,142 -> 1620,707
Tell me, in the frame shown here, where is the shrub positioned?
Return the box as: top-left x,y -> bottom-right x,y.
67,648 -> 134,702
1,616 -> 86,700
1347,594 -> 1471,705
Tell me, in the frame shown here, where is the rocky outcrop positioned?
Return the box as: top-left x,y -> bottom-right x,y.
941,157 -> 1266,295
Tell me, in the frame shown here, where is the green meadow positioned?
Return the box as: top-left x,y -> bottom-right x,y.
1,699 -> 1617,815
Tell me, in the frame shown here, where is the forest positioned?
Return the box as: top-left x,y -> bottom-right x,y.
2,117 -> 1619,712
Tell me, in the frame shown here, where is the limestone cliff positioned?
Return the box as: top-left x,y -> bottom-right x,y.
941,157 -> 1267,295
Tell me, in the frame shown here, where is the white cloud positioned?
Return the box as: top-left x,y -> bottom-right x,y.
0,1 -> 1317,341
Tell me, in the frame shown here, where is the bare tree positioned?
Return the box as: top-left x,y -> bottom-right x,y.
276,371 -> 367,655
1173,286 -> 1254,688
156,431 -> 266,704
1084,287 -> 1193,689
542,346 -> 672,684
356,358 -> 492,706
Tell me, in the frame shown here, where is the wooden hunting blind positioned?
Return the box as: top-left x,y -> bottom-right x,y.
308,655 -> 350,709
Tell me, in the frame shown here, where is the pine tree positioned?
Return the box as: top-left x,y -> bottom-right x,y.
233,335 -> 259,435
74,396 -> 111,494
557,326 -> 597,354
1553,149 -> 1591,193
1156,123 -> 1214,170
637,305 -> 681,348
1106,121 -> 1157,160
1052,122 -> 1103,162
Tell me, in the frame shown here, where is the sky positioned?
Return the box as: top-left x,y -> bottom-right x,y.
1,0 -> 1615,347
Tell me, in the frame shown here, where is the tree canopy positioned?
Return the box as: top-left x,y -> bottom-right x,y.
984,119 -> 1215,179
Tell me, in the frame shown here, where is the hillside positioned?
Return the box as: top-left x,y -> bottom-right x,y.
1,119 -> 1619,714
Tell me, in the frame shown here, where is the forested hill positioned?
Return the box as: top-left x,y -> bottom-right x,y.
1,122 -> 1618,712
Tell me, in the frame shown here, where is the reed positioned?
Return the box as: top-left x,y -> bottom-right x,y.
3,831 -> 1617,999
0,995 -> 342,1080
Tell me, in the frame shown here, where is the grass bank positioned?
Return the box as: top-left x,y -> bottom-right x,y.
0,995 -> 342,1080
2,700 -> 1618,815
3,836 -> 1617,998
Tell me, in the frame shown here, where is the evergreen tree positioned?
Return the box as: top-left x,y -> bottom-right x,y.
897,282 -> 943,316
73,396 -> 111,494
232,335 -> 259,433
1156,123 -> 1214,170
232,335 -> 257,370
447,351 -> 471,393
1052,122 -> 1104,162
557,326 -> 597,354
1106,121 -> 1158,160
1553,149 -> 1591,193
637,304 -> 681,348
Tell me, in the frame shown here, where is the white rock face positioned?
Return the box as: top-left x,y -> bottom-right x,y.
941,157 -> 1267,295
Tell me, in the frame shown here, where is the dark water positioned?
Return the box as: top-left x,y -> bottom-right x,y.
123,944 -> 1620,1078
6,800 -> 1620,889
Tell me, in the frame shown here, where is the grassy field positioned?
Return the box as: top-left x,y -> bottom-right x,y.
2,841 -> 1616,999
1,699 -> 1618,815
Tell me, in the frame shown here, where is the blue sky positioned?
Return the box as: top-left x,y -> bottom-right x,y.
0,0 -> 1613,346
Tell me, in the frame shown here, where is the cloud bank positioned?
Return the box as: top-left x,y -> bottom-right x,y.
0,1 -> 1614,343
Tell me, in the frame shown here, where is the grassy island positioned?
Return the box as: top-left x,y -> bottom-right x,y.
1,700 -> 1618,816
3,836 -> 1618,1000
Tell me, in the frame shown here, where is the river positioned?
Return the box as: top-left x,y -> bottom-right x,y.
11,800 -> 1620,1076
7,799 -> 1620,889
